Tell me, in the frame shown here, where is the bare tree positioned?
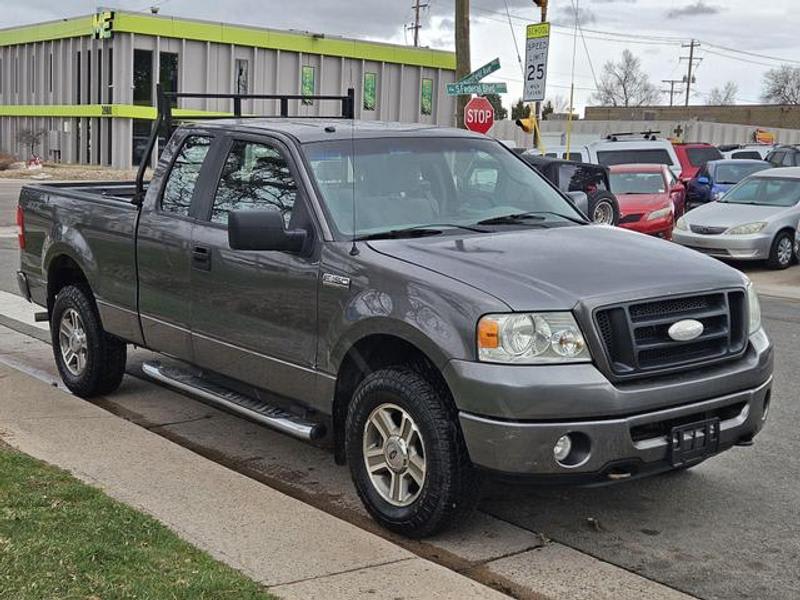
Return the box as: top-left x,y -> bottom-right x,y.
16,128 -> 47,158
708,81 -> 738,105
762,65 -> 800,104
592,49 -> 661,107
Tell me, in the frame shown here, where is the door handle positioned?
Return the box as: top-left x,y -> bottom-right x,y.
192,245 -> 211,271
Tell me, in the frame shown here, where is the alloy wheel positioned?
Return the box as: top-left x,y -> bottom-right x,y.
58,308 -> 88,376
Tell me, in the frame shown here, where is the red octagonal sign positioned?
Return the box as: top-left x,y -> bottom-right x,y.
464,96 -> 495,134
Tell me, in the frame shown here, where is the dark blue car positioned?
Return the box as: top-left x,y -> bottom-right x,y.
686,159 -> 771,208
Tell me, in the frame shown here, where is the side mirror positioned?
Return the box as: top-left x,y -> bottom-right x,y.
228,210 -> 306,252
696,176 -> 710,185
566,191 -> 589,216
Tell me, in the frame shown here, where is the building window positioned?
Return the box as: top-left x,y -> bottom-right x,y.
301,65 -> 315,105
235,59 -> 249,95
133,49 -> 153,106
107,48 -> 113,103
363,72 -> 377,111
75,52 -> 81,103
420,78 -> 433,116
159,51 -> 178,106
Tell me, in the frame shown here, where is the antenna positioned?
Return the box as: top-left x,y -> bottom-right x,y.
347,81 -> 359,256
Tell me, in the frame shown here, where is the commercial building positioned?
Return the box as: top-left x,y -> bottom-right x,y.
585,104 -> 800,130
0,10 -> 456,168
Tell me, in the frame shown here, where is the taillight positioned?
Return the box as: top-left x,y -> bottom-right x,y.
16,205 -> 25,250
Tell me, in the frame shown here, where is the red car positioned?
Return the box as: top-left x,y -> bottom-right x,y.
609,164 -> 685,239
673,142 -> 723,182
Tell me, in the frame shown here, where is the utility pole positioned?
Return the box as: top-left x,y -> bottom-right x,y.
681,40 -> 701,107
408,0 -> 429,47
661,79 -> 683,107
455,0 -> 470,128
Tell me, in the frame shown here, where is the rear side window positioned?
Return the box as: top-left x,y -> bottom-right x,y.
559,164 -> 607,193
161,136 -> 212,216
685,146 -> 722,166
768,151 -> 786,166
210,140 -> 297,226
783,152 -> 797,167
596,148 -> 672,167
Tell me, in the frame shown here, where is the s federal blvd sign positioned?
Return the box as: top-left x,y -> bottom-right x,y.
446,58 -> 506,96
523,22 -> 550,102
464,96 -> 494,134
446,82 -> 507,96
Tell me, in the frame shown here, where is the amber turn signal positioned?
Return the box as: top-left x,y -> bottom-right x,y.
477,318 -> 499,349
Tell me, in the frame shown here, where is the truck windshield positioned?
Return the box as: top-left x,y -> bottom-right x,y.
304,137 -> 584,238
597,148 -> 672,168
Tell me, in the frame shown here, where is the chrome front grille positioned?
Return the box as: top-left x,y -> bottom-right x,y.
594,290 -> 748,378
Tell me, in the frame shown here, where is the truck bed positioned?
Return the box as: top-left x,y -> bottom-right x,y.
25,180 -> 146,203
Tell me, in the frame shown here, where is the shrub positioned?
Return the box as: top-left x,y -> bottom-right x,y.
0,153 -> 17,171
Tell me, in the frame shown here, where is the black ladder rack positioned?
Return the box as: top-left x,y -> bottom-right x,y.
134,84 -> 355,203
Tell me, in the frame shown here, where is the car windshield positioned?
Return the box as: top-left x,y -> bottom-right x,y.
596,148 -> 673,167
609,172 -> 665,194
686,146 -> 723,166
304,137 -> 585,238
719,176 -> 800,207
714,163 -> 770,184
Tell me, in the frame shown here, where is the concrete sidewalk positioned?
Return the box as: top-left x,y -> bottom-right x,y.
0,362 -> 506,599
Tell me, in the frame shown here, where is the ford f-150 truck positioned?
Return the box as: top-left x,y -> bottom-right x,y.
16,90 -> 773,537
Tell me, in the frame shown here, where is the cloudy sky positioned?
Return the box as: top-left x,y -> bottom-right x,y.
5,0 -> 800,112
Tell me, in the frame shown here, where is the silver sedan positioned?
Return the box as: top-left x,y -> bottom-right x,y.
673,167 -> 800,269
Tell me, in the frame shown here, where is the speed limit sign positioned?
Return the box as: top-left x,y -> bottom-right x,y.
523,22 -> 550,102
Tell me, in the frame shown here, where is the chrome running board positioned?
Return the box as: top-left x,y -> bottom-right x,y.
142,361 -> 325,441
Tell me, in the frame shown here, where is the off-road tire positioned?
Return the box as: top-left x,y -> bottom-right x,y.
345,366 -> 480,537
50,284 -> 127,398
766,231 -> 795,270
588,191 -> 620,226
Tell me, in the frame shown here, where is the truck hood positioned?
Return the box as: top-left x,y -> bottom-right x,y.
687,202 -> 788,228
367,225 -> 745,310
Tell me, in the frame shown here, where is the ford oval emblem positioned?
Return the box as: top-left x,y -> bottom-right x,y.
668,319 -> 704,342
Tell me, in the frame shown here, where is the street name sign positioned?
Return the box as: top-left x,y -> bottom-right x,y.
459,58 -> 501,85
446,81 -> 508,96
523,22 -> 550,102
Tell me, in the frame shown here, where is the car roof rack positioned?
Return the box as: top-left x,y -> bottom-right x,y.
605,130 -> 661,141
134,84 -> 356,204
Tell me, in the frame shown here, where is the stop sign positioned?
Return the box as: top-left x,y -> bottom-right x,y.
464,96 -> 495,134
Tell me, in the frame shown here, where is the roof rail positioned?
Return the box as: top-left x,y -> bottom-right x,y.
605,130 -> 662,141
134,84 -> 356,204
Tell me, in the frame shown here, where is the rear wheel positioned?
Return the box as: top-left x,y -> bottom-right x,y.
345,367 -> 479,537
588,191 -> 620,226
766,231 -> 795,270
51,285 -> 127,398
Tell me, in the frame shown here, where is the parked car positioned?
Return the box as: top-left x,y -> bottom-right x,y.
674,167 -> 800,269
609,164 -> 681,239
522,155 -> 619,224
16,89 -> 774,537
584,133 -> 683,178
765,145 -> 800,167
686,159 -> 772,208
526,145 -> 589,162
673,143 -> 723,183
719,144 -> 774,161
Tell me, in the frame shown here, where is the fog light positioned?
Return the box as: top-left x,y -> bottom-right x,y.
554,434 -> 572,462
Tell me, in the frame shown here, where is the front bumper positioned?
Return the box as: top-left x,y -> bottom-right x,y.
447,329 -> 773,478
672,229 -> 772,260
619,215 -> 673,239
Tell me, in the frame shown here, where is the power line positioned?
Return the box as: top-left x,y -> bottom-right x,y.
501,0 -> 524,76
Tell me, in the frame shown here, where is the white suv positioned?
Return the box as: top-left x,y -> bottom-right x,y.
584,135 -> 682,177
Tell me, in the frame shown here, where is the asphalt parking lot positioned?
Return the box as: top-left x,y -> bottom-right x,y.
1,179 -> 798,599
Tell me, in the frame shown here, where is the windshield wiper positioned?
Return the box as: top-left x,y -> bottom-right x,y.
354,223 -> 488,241
478,210 -> 585,226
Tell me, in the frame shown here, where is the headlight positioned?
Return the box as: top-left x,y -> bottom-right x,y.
747,280 -> 761,334
647,206 -> 673,221
726,222 -> 767,235
675,216 -> 688,231
477,312 -> 591,364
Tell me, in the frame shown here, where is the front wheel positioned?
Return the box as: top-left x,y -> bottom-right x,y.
345,367 -> 479,537
766,231 -> 795,270
51,285 -> 127,398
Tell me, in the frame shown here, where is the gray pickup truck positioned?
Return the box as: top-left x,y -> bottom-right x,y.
16,90 -> 773,537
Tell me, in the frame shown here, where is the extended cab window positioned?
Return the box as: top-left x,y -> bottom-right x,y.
161,136 -> 212,216
211,140 -> 297,226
